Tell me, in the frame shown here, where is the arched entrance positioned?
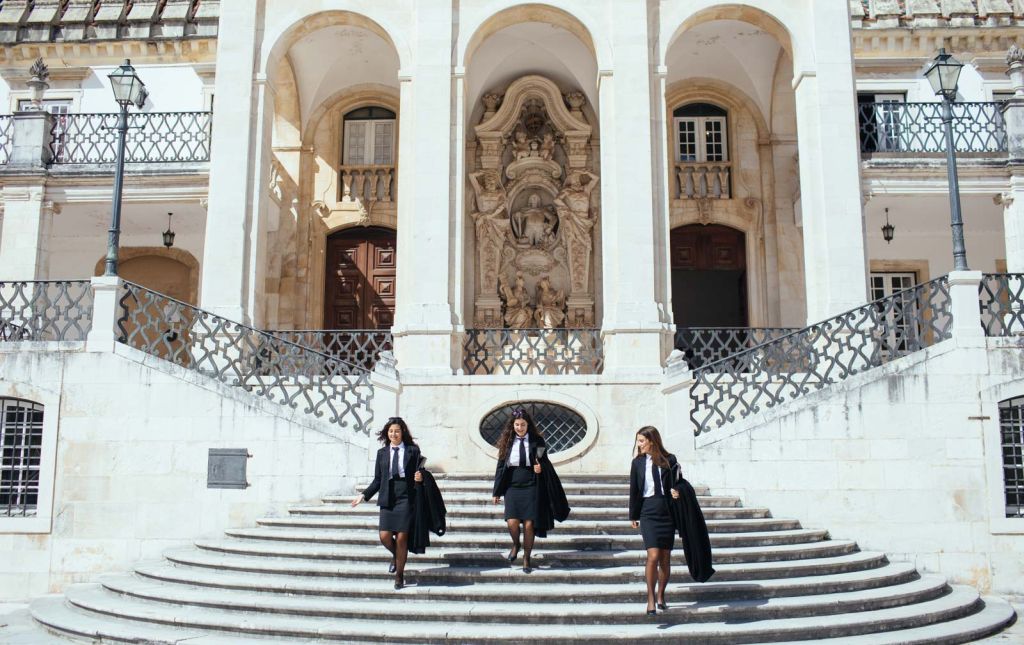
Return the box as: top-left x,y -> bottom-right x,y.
670,224 -> 747,328
324,227 -> 396,329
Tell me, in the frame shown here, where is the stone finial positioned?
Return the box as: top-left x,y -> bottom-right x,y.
481,92 -> 502,120
665,349 -> 691,378
374,350 -> 398,379
24,57 -> 49,110
1007,45 -> 1024,96
564,91 -> 586,114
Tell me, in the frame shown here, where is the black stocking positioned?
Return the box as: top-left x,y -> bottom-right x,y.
505,519 -> 521,557
395,531 -> 409,577
657,550 -> 671,605
645,548 -> 660,610
523,520 -> 536,565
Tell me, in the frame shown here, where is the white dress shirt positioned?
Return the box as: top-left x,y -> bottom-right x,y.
507,435 -> 531,467
643,455 -> 660,498
388,443 -> 406,477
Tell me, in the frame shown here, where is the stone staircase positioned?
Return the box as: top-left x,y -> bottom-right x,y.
30,475 -> 1015,643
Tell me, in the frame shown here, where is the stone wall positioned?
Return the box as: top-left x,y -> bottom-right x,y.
0,342 -> 370,601
680,336 -> 1024,596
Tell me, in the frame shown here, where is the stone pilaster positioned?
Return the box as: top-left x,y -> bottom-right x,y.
0,182 -> 56,281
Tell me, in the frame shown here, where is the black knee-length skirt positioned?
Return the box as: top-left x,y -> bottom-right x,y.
378,480 -> 413,532
504,467 -> 538,522
639,495 -> 675,550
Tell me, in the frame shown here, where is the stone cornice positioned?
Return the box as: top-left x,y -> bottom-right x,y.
851,0 -> 1024,30
0,38 -> 217,67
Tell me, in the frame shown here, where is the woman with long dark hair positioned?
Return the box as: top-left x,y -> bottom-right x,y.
351,416 -> 422,589
491,408 -> 569,573
629,426 -> 682,615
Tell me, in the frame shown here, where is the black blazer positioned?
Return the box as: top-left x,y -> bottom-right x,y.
362,444 -> 422,508
493,435 -> 570,537
628,453 -> 682,521
492,435 -> 545,498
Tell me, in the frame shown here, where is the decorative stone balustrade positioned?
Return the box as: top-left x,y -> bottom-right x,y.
675,162 -> 731,200
851,0 -> 1024,28
339,165 -> 395,204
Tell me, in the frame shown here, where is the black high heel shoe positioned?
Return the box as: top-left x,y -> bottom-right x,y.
645,607 -> 657,616
388,558 -> 397,574
506,544 -> 520,562
657,603 -> 668,611
522,555 -> 532,574
394,573 -> 404,590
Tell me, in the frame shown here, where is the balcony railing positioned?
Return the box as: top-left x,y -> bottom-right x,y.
267,330 -> 393,372
0,280 -> 93,342
857,102 -> 1007,155
50,111 -> 213,164
980,273 -> 1024,337
674,162 -> 731,199
0,115 -> 12,164
340,165 -> 395,204
463,328 -> 604,375
675,327 -> 800,370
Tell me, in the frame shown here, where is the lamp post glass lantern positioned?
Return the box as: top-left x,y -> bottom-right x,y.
163,212 -> 176,248
103,60 -> 146,277
924,48 -> 970,271
882,208 -> 895,244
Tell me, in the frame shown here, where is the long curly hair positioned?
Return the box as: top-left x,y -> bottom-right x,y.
376,416 -> 418,447
495,407 -> 543,460
634,426 -> 670,468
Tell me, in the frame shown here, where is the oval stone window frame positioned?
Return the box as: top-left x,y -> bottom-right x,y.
469,390 -> 599,466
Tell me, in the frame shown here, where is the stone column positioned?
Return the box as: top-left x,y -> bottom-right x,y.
597,0 -> 664,375
1002,46 -> 1024,272
0,183 -> 56,281
198,0 -> 265,323
793,2 -> 868,322
391,0 -> 456,377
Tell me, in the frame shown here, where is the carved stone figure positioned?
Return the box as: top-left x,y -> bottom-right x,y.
534,275 -> 566,329
499,272 -> 535,328
469,170 -> 510,292
555,170 -> 599,293
540,132 -> 556,161
512,130 -> 531,160
511,192 -> 557,247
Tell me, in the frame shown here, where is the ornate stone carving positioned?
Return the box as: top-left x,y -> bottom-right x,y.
555,170 -> 598,295
499,272 -> 535,328
534,275 -> 566,329
468,169 -> 510,295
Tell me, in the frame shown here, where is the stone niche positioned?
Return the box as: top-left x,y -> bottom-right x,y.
468,75 -> 599,329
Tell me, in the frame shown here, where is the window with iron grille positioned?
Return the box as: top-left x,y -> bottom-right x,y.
1,398 -> 44,518
1000,396 -> 1024,518
480,402 -> 587,455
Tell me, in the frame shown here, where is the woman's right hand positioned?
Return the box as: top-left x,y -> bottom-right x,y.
492,496 -> 501,505
631,520 -> 639,529
350,496 -> 362,508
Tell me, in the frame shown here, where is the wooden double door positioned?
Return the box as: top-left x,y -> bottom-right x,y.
324,227 -> 396,329
670,224 -> 747,328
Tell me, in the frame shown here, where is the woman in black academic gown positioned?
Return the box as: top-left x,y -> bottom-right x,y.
492,408 -> 568,573
351,416 -> 422,589
629,426 -> 682,615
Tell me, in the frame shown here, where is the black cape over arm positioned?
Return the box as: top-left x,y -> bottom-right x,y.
409,469 -> 447,555
534,451 -> 570,538
668,475 -> 715,583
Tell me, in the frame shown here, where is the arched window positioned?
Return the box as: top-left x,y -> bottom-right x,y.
1,398 -> 44,518
480,402 -> 587,455
342,106 -> 396,166
1000,396 -> 1024,518
673,103 -> 728,163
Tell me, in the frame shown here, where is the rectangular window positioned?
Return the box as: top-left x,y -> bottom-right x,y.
0,399 -> 44,518
343,119 -> 395,166
674,117 -> 728,163
1000,396 -> 1024,518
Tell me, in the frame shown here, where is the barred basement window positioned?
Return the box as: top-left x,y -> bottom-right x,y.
480,402 -> 587,455
1,398 -> 44,517
1001,396 -> 1024,518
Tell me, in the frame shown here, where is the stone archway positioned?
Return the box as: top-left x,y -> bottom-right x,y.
94,248 -> 199,305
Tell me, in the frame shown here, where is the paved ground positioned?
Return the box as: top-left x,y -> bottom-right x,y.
2,599 -> 1022,644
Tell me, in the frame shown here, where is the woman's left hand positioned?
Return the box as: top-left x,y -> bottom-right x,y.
533,464 -> 542,474
670,489 -> 680,499
414,470 -> 423,483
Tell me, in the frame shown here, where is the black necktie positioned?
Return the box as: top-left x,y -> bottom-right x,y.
652,462 -> 664,497
518,438 -> 527,468
391,447 -> 400,477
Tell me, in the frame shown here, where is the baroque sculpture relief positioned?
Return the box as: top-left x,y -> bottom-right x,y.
469,76 -> 598,328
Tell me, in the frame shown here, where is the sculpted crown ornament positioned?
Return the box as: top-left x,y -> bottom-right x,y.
1008,44 -> 1024,66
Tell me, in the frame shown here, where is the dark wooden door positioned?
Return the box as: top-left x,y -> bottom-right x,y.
324,227 -> 396,329
670,224 -> 747,328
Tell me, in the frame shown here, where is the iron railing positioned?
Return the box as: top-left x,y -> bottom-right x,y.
857,102 -> 1007,155
0,280 -> 93,342
115,282 -> 374,434
0,115 -> 12,164
51,111 -> 212,164
980,273 -> 1024,337
690,276 -> 952,434
463,328 -> 604,375
675,327 -> 800,370
267,330 -> 393,372
480,401 -> 588,455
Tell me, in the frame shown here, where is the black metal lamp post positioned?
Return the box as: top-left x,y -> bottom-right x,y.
103,59 -> 147,276
924,48 -> 969,271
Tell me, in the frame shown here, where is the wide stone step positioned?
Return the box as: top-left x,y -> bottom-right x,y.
301,504 -> 767,519
226,526 -> 829,549
256,516 -> 800,534
96,572 -> 952,625
192,536 -> 858,566
134,560 -> 920,603
48,582 -> 997,643
349,480 -> 699,496
330,493 -> 739,507
163,547 -> 889,583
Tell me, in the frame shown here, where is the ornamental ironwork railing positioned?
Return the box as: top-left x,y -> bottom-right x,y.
857,102 -> 1007,155
980,273 -> 1024,337
0,280 -> 93,342
51,111 -> 213,164
480,401 -> 588,455
267,330 -> 393,372
0,115 -> 12,164
675,327 -> 800,370
115,282 -> 374,434
690,276 -> 952,434
463,328 -> 604,375
674,162 -> 731,199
